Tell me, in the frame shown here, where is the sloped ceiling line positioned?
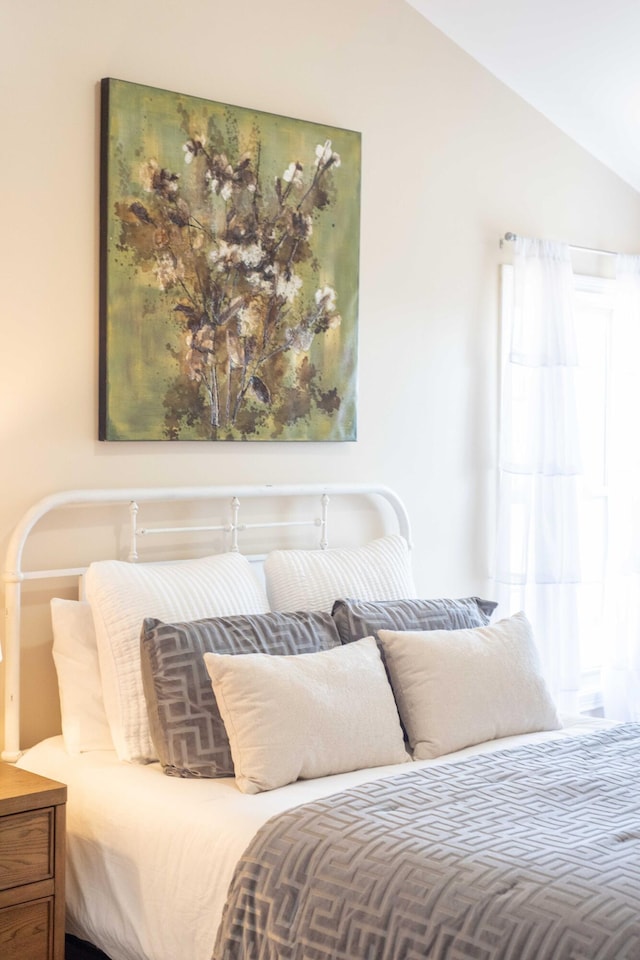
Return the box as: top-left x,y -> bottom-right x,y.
406,0 -> 640,194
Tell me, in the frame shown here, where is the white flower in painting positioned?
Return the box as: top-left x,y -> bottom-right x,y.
315,285 -> 337,312
283,162 -> 303,186
328,313 -> 341,329
153,253 -> 183,290
240,243 -> 264,268
209,242 -> 224,265
210,241 -> 242,269
315,140 -> 332,166
314,140 -> 341,169
276,273 -> 303,302
220,181 -> 233,202
238,304 -> 263,338
183,136 -> 206,164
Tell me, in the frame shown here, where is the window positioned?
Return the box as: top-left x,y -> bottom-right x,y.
573,275 -> 616,712
500,268 -> 615,713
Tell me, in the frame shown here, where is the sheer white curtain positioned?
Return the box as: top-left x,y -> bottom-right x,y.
602,255 -> 640,720
495,237 -> 582,712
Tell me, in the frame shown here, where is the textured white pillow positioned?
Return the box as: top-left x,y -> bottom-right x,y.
203,637 -> 409,794
51,599 -> 114,754
85,553 -> 269,763
378,612 -> 561,760
264,535 -> 416,613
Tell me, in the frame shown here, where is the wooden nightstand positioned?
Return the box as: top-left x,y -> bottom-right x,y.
0,764 -> 66,960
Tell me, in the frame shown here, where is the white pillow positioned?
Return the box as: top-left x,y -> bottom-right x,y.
85,553 -> 269,763
51,599 -> 114,754
264,535 -> 416,612
378,612 -> 561,760
203,637 -> 409,794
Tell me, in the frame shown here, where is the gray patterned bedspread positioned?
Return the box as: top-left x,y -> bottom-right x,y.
213,725 -> 640,960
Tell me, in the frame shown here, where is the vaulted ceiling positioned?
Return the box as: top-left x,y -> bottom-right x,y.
407,0 -> 640,194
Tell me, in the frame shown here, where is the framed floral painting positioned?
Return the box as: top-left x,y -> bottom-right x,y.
99,78 -> 361,441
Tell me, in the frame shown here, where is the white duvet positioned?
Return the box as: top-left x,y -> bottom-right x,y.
17,715 -> 610,960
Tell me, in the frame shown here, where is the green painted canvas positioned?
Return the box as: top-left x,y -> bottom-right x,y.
99,78 -> 360,441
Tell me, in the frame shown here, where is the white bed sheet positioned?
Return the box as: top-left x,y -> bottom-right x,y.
17,715 -> 611,960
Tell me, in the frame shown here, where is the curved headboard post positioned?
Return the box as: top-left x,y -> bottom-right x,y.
3,575 -> 22,762
2,483 -> 411,760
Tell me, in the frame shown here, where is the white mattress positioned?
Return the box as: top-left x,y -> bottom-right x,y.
17,715 -> 610,960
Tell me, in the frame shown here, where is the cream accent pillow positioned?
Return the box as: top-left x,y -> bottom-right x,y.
203,637 -> 409,794
51,599 -> 114,754
264,535 -> 416,613
86,553 -> 269,763
378,612 -> 561,760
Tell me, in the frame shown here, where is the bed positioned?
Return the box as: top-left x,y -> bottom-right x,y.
3,484 -> 639,960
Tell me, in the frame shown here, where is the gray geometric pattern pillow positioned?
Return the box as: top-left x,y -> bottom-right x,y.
331,597 -> 497,645
140,610 -> 340,779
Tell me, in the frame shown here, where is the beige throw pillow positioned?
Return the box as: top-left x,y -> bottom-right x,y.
378,612 -> 561,760
203,637 -> 409,794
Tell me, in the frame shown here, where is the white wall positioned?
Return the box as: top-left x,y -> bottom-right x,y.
2,0 -> 640,744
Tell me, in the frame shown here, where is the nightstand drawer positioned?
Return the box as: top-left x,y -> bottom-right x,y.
0,897 -> 52,960
0,764 -> 66,960
0,809 -> 54,890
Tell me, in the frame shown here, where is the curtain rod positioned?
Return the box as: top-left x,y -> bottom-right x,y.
502,232 -> 618,258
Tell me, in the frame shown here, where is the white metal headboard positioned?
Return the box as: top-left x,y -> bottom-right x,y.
2,483 -> 410,760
